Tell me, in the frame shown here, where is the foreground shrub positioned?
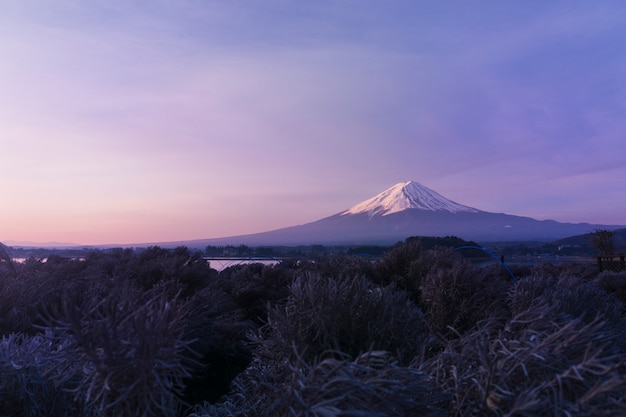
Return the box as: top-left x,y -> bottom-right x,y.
41,282 -> 199,417
419,249 -> 511,339
0,272 -> 34,335
0,259 -> 70,335
0,333 -> 75,417
372,244 -> 513,341
256,273 -> 430,365
217,263 -> 293,326
371,238 -> 426,291
182,285 -> 255,405
421,305 -> 626,416
529,262 -> 599,283
593,270 -> 626,305
509,275 -> 624,324
192,351 -> 448,417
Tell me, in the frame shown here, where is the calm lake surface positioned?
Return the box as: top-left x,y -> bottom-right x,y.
10,257 -> 280,272
204,258 -> 280,271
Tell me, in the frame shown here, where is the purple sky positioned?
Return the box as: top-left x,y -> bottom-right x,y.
2,1 -> 626,245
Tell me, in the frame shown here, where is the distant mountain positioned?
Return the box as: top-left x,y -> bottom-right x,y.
173,181 -> 626,247
552,228 -> 626,252
4,240 -> 80,249
342,180 -> 480,216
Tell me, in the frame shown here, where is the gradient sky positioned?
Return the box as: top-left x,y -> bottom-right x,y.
2,1 -> 626,245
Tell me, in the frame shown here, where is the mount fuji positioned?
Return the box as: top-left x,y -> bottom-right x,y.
341,180 -> 481,217
177,181 -> 625,247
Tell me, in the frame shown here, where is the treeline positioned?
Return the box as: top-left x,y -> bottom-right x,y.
1,239 -> 626,416
204,244 -> 328,258
6,235 -> 478,262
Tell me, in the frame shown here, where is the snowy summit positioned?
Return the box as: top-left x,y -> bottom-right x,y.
341,181 -> 480,217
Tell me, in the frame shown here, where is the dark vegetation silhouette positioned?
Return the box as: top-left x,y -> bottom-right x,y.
592,229 -> 616,256
1,238 -> 626,416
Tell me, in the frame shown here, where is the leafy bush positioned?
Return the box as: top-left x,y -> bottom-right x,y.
255,273 -> 430,365
216,263 -> 294,326
593,270 -> 626,305
419,249 -> 511,339
276,351 -> 447,417
371,238 -> 425,289
40,282 -> 199,417
0,256 -> 123,336
0,333 -> 75,417
2,244 -> 626,415
509,275 -> 624,323
81,246 -> 215,296
0,272 -> 36,335
182,284 -> 255,405
192,351 -> 448,417
421,305 -> 626,416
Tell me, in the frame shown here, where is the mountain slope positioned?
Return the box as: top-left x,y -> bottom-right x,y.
552,228 -> 626,251
341,180 -> 480,216
173,181 -> 625,247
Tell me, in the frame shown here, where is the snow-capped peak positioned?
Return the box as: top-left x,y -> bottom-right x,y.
341,181 -> 480,217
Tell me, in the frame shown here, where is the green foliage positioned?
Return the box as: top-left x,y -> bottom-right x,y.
182,285 -> 254,405
420,249 -> 511,338
216,263 -> 294,325
1,240 -> 626,416
593,270 -> 626,305
40,282 -> 199,417
0,246 -> 250,415
371,237 -> 425,287
0,257 -> 92,335
509,275 -> 623,323
0,333 -> 76,417
0,243 -> 15,274
373,244 -> 511,339
272,351 -> 447,417
255,273 -> 430,365
191,351 -> 448,417
422,305 -> 626,416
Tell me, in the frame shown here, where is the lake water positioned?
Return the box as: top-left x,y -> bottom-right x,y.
10,257 -> 280,272
204,258 -> 281,271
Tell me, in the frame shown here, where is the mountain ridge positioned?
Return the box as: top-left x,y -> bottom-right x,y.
7,181 -> 625,248
154,180 -> 625,247
341,180 -> 481,217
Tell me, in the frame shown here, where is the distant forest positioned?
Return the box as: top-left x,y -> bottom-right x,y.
1,236 -> 626,416
8,230 -> 625,261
